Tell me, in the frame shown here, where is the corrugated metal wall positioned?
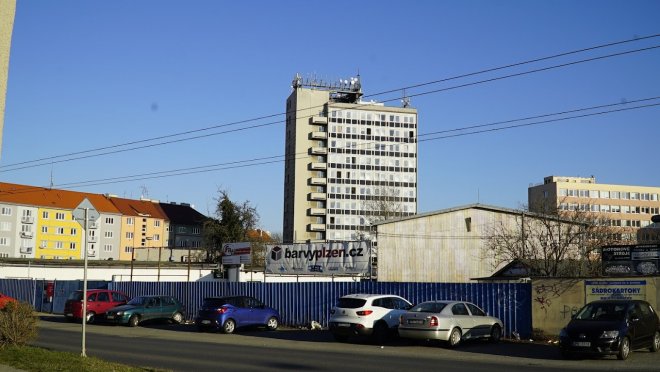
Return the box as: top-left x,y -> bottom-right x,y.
1,279 -> 532,338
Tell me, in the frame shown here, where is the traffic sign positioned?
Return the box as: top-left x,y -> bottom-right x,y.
73,198 -> 100,225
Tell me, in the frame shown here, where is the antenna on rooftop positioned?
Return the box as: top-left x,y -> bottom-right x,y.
49,163 -> 54,189
401,89 -> 411,108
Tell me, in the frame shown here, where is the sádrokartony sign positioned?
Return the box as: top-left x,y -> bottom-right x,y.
265,241 -> 371,275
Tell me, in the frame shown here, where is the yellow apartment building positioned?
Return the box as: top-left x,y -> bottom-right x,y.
106,197 -> 168,261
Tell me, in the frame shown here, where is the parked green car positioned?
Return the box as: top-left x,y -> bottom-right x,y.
106,295 -> 185,327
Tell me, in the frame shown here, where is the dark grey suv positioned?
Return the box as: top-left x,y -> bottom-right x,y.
559,300 -> 660,360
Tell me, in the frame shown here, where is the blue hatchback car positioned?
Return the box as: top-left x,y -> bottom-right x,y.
195,296 -> 280,334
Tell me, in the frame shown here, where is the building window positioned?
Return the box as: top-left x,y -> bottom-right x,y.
69,242 -> 76,250
104,231 -> 113,238
104,244 -> 113,252
56,227 -> 64,235
126,232 -> 134,239
153,234 -> 160,241
127,217 -> 134,225
55,212 -> 65,220
42,211 -> 49,219
0,237 -> 8,246
154,220 -> 161,227
55,241 -> 64,249
0,222 -> 10,231
71,228 -> 77,235
105,217 -> 115,224
1,207 -> 12,216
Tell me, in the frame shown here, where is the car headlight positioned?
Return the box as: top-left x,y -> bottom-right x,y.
115,311 -> 124,316
599,330 -> 619,339
559,328 -> 568,338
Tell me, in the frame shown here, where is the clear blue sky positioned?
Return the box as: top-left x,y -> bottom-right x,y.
2,0 -> 660,234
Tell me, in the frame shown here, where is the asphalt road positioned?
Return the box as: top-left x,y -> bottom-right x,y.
33,315 -> 658,372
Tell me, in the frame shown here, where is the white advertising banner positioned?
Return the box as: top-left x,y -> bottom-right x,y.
585,280 -> 647,303
221,242 -> 252,265
265,241 -> 371,275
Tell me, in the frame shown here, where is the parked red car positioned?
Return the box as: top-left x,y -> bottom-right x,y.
0,292 -> 17,310
64,289 -> 130,323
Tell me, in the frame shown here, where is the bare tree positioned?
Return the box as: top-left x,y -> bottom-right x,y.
357,186 -> 408,240
485,198 -> 621,277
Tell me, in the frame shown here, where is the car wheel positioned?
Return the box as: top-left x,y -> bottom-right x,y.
171,312 -> 184,324
617,336 -> 630,360
490,325 -> 501,343
222,319 -> 236,334
332,333 -> 349,342
650,331 -> 660,352
266,317 -> 279,331
372,322 -> 388,344
448,327 -> 462,348
128,315 -> 140,327
85,312 -> 95,324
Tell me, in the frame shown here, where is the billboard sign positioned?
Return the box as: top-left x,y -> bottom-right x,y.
265,241 -> 371,275
221,242 -> 252,265
586,280 -> 647,302
602,244 -> 659,276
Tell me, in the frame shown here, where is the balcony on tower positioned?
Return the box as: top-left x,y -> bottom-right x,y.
309,192 -> 326,201
310,116 -> 328,125
308,177 -> 327,186
309,147 -> 328,155
309,131 -> 327,140
309,162 -> 327,171
307,208 -> 326,216
307,223 -> 326,232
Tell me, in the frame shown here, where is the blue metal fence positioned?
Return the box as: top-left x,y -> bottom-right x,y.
1,279 -> 532,338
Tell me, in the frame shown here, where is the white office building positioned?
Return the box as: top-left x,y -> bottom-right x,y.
283,75 -> 418,243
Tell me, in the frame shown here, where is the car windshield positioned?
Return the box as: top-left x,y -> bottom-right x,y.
410,302 -> 447,313
336,298 -> 366,309
574,302 -> 628,321
67,291 -> 83,301
127,297 -> 147,306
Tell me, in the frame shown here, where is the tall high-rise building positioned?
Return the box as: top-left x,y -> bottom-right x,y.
283,75 -> 418,243
528,175 -> 660,242
0,0 -> 16,160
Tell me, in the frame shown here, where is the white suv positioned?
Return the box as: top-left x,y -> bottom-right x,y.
329,294 -> 413,343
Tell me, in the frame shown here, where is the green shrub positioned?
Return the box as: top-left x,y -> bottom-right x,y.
0,301 -> 38,348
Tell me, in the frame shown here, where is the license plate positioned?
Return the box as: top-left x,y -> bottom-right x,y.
201,320 -> 211,325
408,319 -> 425,325
337,323 -> 350,327
572,341 -> 590,347
106,315 -> 114,320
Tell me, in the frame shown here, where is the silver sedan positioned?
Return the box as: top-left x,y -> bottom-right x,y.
398,300 -> 503,347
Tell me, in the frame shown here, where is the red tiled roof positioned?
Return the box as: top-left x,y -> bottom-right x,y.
106,196 -> 168,220
0,182 -> 120,213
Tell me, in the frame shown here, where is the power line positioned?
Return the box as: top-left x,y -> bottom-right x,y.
363,33 -> 660,99
3,96 -> 658,195
2,36 -> 659,172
